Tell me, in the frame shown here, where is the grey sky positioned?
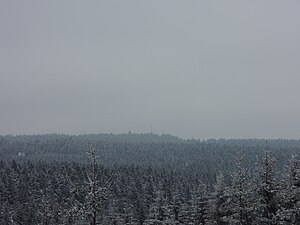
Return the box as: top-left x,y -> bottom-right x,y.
1,0 -> 300,139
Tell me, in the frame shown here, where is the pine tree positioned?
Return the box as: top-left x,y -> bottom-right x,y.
194,184 -> 210,225
208,173 -> 233,225
228,153 -> 253,225
85,144 -> 112,225
277,155 -> 300,224
254,147 -> 279,225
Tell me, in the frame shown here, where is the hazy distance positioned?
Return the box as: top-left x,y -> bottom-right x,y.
1,0 -> 300,139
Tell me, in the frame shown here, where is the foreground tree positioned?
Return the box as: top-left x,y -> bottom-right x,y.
194,184 -> 210,225
254,146 -> 279,225
228,153 -> 253,225
208,173 -> 233,225
63,144 -> 112,225
277,155 -> 300,224
84,144 -> 112,225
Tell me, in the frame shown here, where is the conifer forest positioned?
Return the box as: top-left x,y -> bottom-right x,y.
2,0 -> 300,224
1,134 -> 300,225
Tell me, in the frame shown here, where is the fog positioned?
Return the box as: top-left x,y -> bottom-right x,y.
1,0 -> 300,139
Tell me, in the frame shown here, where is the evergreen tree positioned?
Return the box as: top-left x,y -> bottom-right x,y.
254,147 -> 279,225
208,173 -> 233,225
228,153 -> 253,225
277,155 -> 300,224
194,184 -> 210,225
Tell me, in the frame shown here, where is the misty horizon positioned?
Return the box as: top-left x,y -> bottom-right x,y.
1,132 -> 300,142
1,1 -> 300,139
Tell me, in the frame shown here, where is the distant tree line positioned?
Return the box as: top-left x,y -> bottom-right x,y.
1,134 -> 300,182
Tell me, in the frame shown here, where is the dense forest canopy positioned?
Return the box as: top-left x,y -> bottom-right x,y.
1,134 -> 300,224
1,134 -> 300,178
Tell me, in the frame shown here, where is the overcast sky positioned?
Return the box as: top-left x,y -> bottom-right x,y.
1,1 -> 300,139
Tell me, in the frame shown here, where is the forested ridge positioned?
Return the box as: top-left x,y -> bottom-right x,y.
1,134 -> 300,224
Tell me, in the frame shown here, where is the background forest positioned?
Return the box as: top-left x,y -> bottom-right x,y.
0,134 -> 300,224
